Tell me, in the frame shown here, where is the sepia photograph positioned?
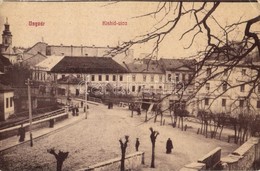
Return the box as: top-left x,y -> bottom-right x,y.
0,1 -> 259,170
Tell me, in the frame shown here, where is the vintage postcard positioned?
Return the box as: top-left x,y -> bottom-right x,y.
0,1 -> 259,171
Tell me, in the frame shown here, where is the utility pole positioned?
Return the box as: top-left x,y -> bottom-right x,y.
27,78 -> 33,147
85,75 -> 88,119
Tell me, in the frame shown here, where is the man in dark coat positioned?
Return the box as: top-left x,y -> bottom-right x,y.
135,138 -> 140,151
17,124 -> 25,142
166,138 -> 173,154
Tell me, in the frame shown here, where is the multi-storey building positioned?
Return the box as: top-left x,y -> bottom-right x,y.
195,55 -> 260,116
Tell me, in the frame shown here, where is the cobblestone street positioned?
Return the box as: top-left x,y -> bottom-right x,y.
0,104 -> 238,171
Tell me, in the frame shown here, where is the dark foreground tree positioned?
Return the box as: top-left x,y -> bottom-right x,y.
149,127 -> 159,168
119,135 -> 129,171
47,148 -> 69,171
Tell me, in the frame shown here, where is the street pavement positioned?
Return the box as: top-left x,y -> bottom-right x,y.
0,103 -> 239,171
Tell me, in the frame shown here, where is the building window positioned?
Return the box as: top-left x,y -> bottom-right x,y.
206,68 -> 211,76
242,69 -> 246,76
159,75 -> 163,82
113,75 -> 116,81
205,98 -> 209,106
206,83 -> 210,91
257,101 -> 260,108
10,97 -> 13,107
182,74 -> 185,81
138,86 -> 142,92
132,85 -> 135,92
168,74 -> 171,81
106,75 -> 109,81
143,75 -> 147,82
77,74 -> 81,78
151,86 -> 154,89
222,82 -> 227,91
239,100 -> 244,107
176,73 -> 179,82
91,75 -> 95,81
98,75 -> 102,81
222,99 -> 226,107
240,85 -> 245,92
151,75 -> 154,82
159,86 -> 162,89
6,98 -> 9,108
119,75 -> 123,81
132,75 -> 136,82
54,74 -> 57,81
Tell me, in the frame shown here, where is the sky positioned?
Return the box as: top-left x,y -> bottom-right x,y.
0,2 -> 259,59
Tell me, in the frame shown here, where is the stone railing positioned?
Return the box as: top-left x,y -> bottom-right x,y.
180,138 -> 260,171
180,147 -> 221,171
77,151 -> 145,171
221,137 -> 260,170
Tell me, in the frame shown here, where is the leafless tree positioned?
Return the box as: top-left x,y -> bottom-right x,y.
149,127 -> 159,168
119,135 -> 129,171
108,2 -> 259,141
47,148 -> 69,171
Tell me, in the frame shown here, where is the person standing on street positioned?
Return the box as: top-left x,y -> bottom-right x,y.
135,138 -> 140,152
166,138 -> 173,154
17,124 -> 25,142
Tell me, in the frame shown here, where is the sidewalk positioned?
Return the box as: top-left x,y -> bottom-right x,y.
0,111 -> 85,152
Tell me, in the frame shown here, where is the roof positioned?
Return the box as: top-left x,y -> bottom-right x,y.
51,56 -> 128,74
0,54 -> 11,72
0,83 -> 13,92
124,63 -> 164,74
21,52 -> 47,67
159,58 -> 196,71
35,55 -> 64,71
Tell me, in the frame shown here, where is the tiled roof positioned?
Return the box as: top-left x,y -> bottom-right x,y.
159,58 -> 196,71
51,56 -> 128,74
124,63 -> 164,74
21,52 -> 47,67
35,55 -> 64,71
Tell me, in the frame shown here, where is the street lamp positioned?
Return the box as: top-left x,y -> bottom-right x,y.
26,78 -> 33,147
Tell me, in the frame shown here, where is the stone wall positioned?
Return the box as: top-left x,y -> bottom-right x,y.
78,151 -> 144,171
221,137 -> 260,170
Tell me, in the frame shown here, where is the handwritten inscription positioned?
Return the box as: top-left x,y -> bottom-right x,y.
28,21 -> 45,27
102,21 -> 127,26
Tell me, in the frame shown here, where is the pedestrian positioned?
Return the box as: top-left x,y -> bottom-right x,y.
75,105 -> 79,116
137,107 -> 141,115
135,138 -> 140,152
17,124 -> 25,142
166,138 -> 173,154
72,106 -> 75,116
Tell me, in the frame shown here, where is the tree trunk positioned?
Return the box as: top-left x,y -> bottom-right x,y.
151,143 -> 155,168
160,113 -> 163,126
57,160 -> 63,171
121,151 -> 125,171
219,125 -> 224,140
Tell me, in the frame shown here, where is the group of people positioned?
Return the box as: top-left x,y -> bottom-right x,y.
71,105 -> 79,116
134,137 -> 174,154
